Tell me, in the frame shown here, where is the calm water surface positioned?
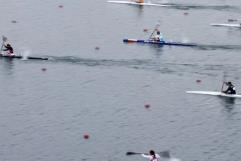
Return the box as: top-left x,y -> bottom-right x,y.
0,1 -> 241,161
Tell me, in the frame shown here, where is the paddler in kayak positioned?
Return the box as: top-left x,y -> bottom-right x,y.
150,29 -> 164,42
2,43 -> 14,56
222,81 -> 236,94
141,150 -> 160,161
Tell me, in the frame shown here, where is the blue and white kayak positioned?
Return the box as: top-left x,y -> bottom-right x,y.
186,91 -> 241,98
123,39 -> 197,47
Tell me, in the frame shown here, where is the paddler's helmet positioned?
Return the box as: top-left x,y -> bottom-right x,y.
7,44 -> 11,46
149,150 -> 155,155
157,31 -> 160,35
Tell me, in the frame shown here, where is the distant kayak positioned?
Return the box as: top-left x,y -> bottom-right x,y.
210,23 -> 241,28
186,91 -> 241,98
123,39 -> 197,47
107,0 -> 172,7
0,36 -> 48,60
0,53 -> 48,60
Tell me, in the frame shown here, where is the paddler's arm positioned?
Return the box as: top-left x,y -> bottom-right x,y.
141,154 -> 152,159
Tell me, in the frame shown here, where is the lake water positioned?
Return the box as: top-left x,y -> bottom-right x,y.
0,1 -> 241,161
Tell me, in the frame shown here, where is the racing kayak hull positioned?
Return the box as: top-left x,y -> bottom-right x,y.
210,23 -> 241,28
186,91 -> 241,98
123,39 -> 197,47
0,54 -> 48,60
107,0 -> 171,7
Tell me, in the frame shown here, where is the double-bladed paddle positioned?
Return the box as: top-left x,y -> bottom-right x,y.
126,151 -> 170,158
148,22 -> 161,40
126,152 -> 144,155
221,71 -> 227,92
0,35 -> 8,54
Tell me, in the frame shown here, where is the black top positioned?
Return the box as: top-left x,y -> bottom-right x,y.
3,45 -> 14,53
223,85 -> 236,94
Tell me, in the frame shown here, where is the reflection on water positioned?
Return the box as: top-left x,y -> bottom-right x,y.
133,5 -> 144,16
149,44 -> 164,56
219,96 -> 236,110
0,58 -> 15,76
1,1 -> 241,161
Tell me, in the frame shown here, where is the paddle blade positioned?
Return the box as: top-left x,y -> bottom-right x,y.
2,36 -> 7,42
126,152 -> 142,155
159,151 -> 170,158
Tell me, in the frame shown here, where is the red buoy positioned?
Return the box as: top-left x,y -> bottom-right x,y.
83,134 -> 89,139
143,29 -> 148,32
145,104 -> 150,109
41,68 -> 47,71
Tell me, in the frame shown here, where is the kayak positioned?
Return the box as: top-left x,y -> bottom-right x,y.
186,91 -> 241,98
107,0 -> 172,7
0,54 -> 48,60
123,39 -> 197,47
210,23 -> 241,28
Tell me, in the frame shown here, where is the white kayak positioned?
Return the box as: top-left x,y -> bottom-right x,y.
186,91 -> 241,98
107,0 -> 172,7
210,23 -> 241,28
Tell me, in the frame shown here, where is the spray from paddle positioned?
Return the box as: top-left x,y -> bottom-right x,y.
19,47 -> 31,60
159,151 -> 182,161
181,36 -> 190,43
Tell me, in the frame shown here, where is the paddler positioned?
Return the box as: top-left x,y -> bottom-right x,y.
150,30 -> 164,42
141,150 -> 160,161
222,81 -> 236,94
2,43 -> 14,55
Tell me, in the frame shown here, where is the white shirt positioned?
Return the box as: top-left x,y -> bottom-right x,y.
152,33 -> 164,41
142,154 -> 160,161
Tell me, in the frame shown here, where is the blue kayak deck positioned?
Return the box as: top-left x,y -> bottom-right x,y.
123,39 -> 197,47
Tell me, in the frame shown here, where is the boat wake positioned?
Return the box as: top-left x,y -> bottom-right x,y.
155,1 -> 241,12
108,0 -> 241,12
48,56 -> 153,68
168,4 -> 241,12
196,44 -> 241,50
13,55 -> 239,78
